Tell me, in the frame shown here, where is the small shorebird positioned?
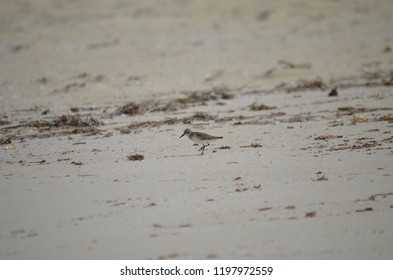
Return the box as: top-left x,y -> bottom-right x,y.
179,129 -> 223,155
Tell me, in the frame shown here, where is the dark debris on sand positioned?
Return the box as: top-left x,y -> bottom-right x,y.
249,103 -> 277,111
0,118 -> 11,126
28,115 -> 101,135
112,87 -> 234,116
240,143 -> 263,148
117,112 -> 231,131
112,102 -> 147,116
1,114 -> 102,142
127,154 -> 144,161
0,137 -> 12,145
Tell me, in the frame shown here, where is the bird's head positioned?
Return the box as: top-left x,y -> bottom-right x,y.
180,129 -> 192,139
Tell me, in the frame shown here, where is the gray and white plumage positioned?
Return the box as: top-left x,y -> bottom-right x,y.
179,129 -> 223,155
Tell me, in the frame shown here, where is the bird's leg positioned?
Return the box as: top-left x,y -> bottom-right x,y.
199,143 -> 209,155
198,143 -> 209,151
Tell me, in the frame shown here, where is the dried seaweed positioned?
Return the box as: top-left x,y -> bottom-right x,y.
328,138 -> 381,151
219,146 -> 231,149
156,87 -> 234,112
240,143 -> 263,148
314,135 -> 343,141
336,107 -> 392,118
0,114 -> 102,143
258,207 -> 272,211
119,113 -> 217,130
369,192 -> 393,201
355,207 -> 373,213
284,78 -> 327,93
112,102 -> 147,116
249,103 -> 277,111
305,211 -> 316,218
180,87 -> 233,103
245,70 -> 393,96
378,114 -> 393,122
278,59 -> 311,69
313,171 -> 328,181
287,113 -> 315,123
351,140 -> 380,150
0,137 -> 12,145
0,119 -> 11,126
113,87 -> 234,116
337,107 -> 368,116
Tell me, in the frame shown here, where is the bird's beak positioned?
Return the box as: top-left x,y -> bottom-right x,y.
180,132 -> 185,139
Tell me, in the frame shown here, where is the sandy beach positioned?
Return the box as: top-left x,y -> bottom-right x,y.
1,0 -> 393,259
